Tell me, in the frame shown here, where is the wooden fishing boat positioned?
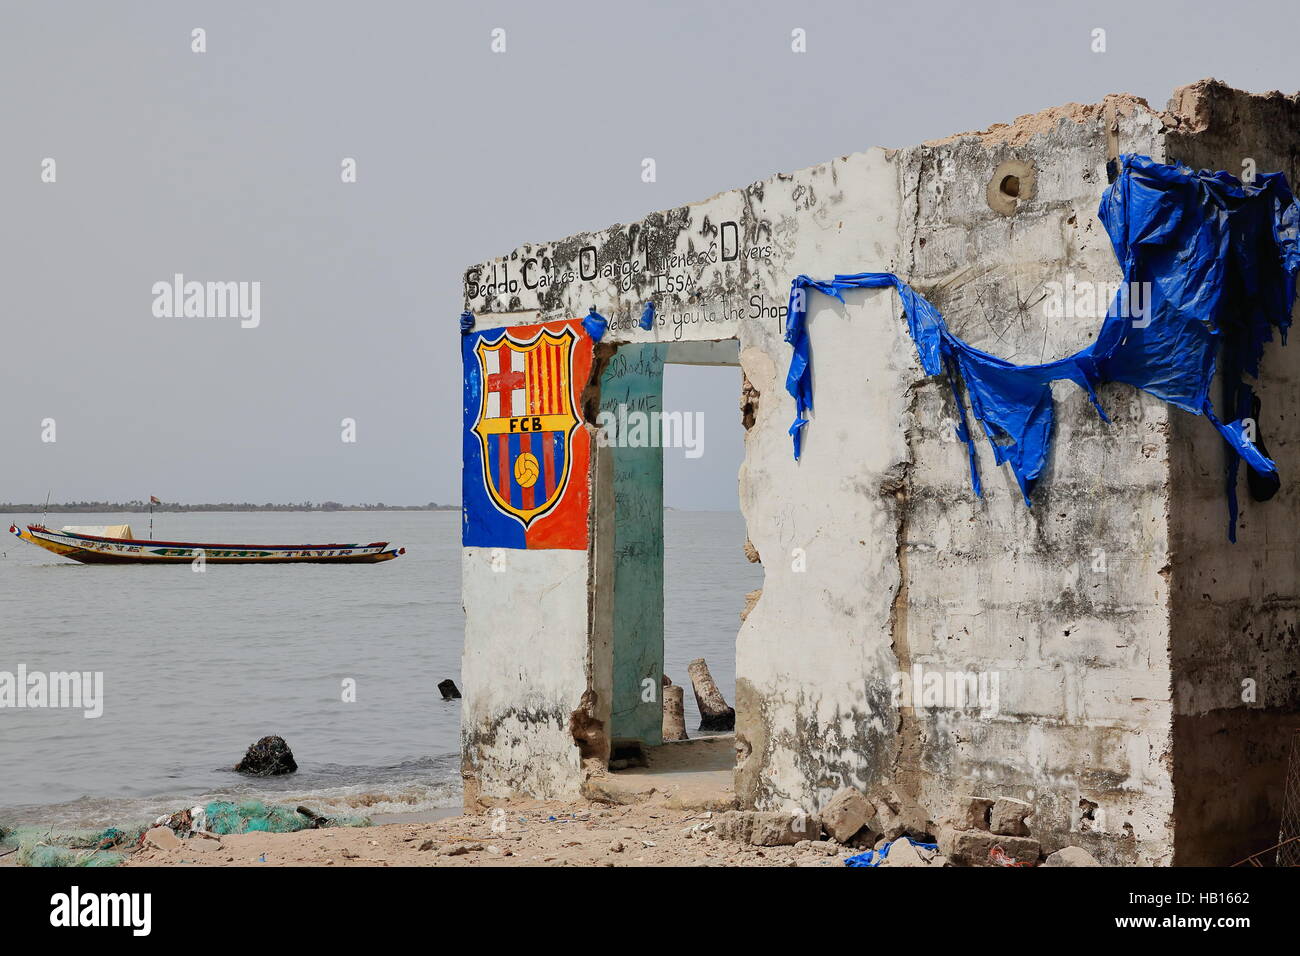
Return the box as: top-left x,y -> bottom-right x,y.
8,524 -> 404,565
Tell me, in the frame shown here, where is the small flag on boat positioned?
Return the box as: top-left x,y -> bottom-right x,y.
149,495 -> 161,504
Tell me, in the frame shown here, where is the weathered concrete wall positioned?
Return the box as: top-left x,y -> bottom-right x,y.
733,287 -> 912,813
460,81 -> 1300,864
462,147 -> 910,808
1162,82 -> 1300,865
893,100 -> 1176,865
460,426 -> 613,804
460,546 -> 592,801
462,146 -> 899,343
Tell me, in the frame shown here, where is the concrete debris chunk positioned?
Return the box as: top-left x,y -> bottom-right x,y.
990,797 -> 1033,836
879,838 -> 928,867
1043,846 -> 1100,867
821,787 -> 872,843
938,826 -> 1040,866
870,785 -> 931,842
717,810 -> 820,846
949,795 -> 994,831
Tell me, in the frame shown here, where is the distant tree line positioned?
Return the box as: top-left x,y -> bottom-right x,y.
1,500 -> 457,513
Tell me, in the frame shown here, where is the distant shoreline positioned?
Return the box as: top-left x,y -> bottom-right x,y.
1,502 -> 458,513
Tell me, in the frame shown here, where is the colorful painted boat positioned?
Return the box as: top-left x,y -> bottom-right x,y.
8,524 -> 404,565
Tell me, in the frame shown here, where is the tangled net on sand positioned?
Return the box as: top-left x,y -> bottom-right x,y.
6,825 -> 143,867
4,801 -> 371,867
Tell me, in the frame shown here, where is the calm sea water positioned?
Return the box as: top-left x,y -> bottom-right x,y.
0,510 -> 757,829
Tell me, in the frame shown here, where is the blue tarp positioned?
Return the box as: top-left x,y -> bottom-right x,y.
844,836 -> 939,867
583,306 -> 609,342
784,154 -> 1300,540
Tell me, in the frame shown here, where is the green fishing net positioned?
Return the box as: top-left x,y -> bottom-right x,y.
202,800 -> 366,834
6,824 -> 143,867
6,803 -> 370,866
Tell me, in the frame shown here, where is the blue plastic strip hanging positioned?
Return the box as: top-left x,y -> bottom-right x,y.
783,155 -> 1299,539
583,307 -> 608,342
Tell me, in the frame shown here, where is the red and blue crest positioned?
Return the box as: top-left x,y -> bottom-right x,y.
462,319 -> 593,550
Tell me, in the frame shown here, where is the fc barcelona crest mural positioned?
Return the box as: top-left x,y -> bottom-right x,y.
462,319 -> 594,550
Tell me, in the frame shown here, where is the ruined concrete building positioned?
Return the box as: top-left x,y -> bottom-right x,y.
459,79 -> 1300,865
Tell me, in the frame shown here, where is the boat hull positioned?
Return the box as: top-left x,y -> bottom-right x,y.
9,525 -> 403,565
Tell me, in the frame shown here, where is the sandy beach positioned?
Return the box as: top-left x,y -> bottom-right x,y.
124,798 -> 859,868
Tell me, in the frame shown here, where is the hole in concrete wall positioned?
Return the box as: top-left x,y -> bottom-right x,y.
740,371 -> 760,431
986,158 -> 1036,216
569,689 -> 608,770
1078,797 -> 1099,832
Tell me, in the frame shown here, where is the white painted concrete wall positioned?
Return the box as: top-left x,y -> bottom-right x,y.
461,546 -> 592,800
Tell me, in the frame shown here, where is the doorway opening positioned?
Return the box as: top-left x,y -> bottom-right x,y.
661,360 -> 754,735
597,339 -> 758,806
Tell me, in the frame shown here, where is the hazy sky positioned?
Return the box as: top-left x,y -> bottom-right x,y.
1,1 -> 1294,510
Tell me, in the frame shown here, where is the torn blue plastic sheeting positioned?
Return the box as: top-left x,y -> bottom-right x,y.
784,155 -> 1300,540
844,836 -> 939,868
459,310 -> 475,334
583,307 -> 609,342
639,301 -> 656,330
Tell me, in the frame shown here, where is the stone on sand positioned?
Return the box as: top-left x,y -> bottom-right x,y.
1043,846 -> 1100,867
821,787 -> 872,843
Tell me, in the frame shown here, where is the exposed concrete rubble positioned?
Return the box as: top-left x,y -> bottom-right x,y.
709,783 -> 1112,868
989,797 -> 1033,837
932,792 -> 1093,866
939,828 -> 1040,866
923,92 -> 1163,147
820,787 -> 873,844
1043,846 -> 1101,867
715,810 -> 819,847
877,838 -> 944,868
947,795 -> 994,831
869,785 -> 933,843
